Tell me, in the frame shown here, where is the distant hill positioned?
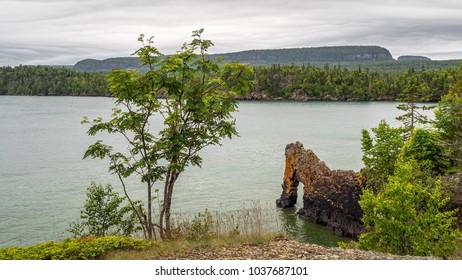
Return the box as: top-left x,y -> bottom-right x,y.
73,45 -> 461,73
74,45 -> 392,72
397,55 -> 432,61
210,45 -> 393,65
74,57 -> 139,72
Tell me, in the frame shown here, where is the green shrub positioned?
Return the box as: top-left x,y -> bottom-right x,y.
0,236 -> 151,260
400,128 -> 450,175
68,182 -> 141,238
358,159 -> 461,258
173,209 -> 217,241
361,120 -> 404,189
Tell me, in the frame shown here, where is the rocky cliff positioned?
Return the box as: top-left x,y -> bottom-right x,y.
73,46 -> 394,72
276,142 -> 365,239
212,46 -> 393,64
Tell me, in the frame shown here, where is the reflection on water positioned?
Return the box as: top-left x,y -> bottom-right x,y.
278,207 -> 350,247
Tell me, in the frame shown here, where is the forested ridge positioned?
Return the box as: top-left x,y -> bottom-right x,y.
74,56 -> 461,73
72,45 -> 461,73
1,63 -> 460,101
74,46 -> 393,72
199,45 -> 393,64
0,65 -> 108,96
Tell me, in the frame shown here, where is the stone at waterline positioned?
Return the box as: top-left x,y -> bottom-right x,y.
276,142 -> 365,239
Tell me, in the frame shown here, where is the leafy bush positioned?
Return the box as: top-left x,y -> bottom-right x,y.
434,91 -> 462,169
0,236 -> 151,260
172,209 -> 217,241
400,128 -> 450,175
361,120 -> 404,188
358,159 -> 461,257
68,182 -> 141,238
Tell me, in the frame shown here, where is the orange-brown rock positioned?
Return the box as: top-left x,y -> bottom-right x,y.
276,142 -> 365,239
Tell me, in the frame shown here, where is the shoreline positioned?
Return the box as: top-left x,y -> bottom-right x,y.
0,94 -> 438,103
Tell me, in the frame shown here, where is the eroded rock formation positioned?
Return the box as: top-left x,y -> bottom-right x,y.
276,142 -> 364,239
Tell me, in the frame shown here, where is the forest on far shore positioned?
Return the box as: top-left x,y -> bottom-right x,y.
0,63 -> 460,102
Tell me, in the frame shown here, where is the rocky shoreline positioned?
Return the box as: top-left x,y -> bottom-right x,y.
236,89 -> 397,101
151,236 -> 435,260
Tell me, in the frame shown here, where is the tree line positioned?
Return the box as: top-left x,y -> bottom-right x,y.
0,63 -> 459,102
253,64 -> 457,101
0,65 -> 108,96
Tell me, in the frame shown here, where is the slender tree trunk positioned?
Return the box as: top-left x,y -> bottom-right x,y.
147,180 -> 153,240
159,171 -> 178,240
411,103 -> 415,133
165,181 -> 174,239
159,171 -> 170,240
116,168 -> 147,239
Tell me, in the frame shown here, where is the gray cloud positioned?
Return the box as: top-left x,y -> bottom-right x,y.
1,0 -> 461,66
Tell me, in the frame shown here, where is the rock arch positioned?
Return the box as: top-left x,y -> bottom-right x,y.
276,142 -> 365,239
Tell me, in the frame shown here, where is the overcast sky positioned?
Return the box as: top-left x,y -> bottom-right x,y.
1,0 -> 462,66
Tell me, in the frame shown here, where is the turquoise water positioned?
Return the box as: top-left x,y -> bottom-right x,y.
0,96 -> 407,247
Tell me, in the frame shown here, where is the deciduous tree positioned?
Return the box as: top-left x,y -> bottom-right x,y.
434,63 -> 462,169
361,120 -> 404,188
82,29 -> 254,239
359,159 -> 461,257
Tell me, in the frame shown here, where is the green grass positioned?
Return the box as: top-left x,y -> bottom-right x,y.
104,233 -> 277,260
1,204 -> 281,260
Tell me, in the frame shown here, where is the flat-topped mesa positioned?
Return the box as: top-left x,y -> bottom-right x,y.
276,142 -> 365,239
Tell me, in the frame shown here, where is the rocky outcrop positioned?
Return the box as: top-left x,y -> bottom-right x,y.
276,142 -> 364,239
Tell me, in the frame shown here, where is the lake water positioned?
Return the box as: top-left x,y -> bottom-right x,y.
0,96 -> 407,248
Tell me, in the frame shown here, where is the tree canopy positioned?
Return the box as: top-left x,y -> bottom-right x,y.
82,29 -> 254,240
1,61 -> 458,103
359,159 -> 461,257
0,65 -> 108,96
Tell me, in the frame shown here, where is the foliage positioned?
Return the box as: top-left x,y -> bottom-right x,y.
104,232 -> 277,260
1,60 -> 459,103
253,64 -> 456,101
173,209 -> 217,241
0,65 -> 108,96
395,75 -> 434,139
68,182 -> 140,238
361,120 -> 404,188
82,29 -> 254,240
0,236 -> 150,260
400,128 -> 450,175
434,63 -> 462,169
358,159 -> 461,257
337,240 -> 359,250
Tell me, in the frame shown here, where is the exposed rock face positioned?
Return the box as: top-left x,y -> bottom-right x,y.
276,142 -> 364,239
